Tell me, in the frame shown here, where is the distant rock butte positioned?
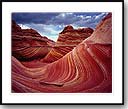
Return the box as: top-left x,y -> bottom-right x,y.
12,13 -> 112,93
12,20 -> 41,37
12,20 -> 55,60
42,25 -> 93,63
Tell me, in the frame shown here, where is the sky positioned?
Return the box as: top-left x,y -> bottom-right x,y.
12,12 -> 108,41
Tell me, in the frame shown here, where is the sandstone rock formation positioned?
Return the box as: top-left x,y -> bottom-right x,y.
12,20 -> 55,60
12,13 -> 112,93
42,25 -> 93,63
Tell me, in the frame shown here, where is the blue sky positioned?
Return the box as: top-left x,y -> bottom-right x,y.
12,12 -> 108,41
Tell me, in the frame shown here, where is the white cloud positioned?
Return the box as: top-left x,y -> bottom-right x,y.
85,16 -> 91,19
18,24 -> 30,29
58,25 -> 62,28
61,13 -> 66,17
24,23 -> 62,41
56,13 -> 69,18
95,13 -> 106,20
55,13 -> 74,20
78,15 -> 84,19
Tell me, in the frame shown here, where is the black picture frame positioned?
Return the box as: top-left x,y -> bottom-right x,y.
1,0 -> 124,105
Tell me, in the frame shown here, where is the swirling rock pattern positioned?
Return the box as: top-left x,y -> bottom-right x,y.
42,26 -> 93,63
12,13 -> 112,93
12,20 -> 55,60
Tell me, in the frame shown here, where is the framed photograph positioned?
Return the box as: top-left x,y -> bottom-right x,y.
1,0 -> 124,105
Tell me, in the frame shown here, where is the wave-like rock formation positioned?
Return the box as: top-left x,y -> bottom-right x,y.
42,26 -> 93,63
12,13 -> 112,93
12,20 -> 55,60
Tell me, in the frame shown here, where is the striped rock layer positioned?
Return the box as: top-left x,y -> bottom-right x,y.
42,26 -> 93,63
12,13 -> 112,93
12,20 -> 55,60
